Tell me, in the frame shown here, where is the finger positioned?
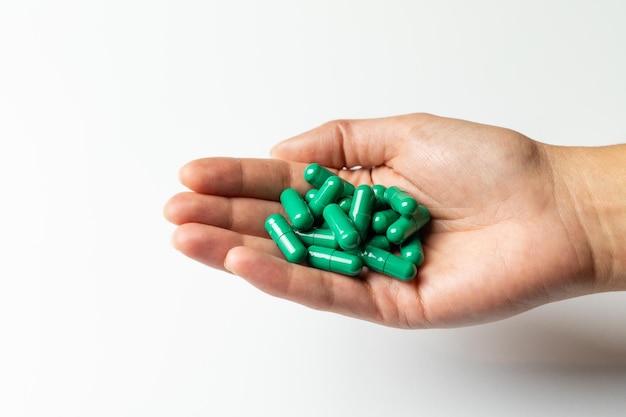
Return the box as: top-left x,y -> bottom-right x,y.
224,246 -> 384,322
270,113 -> 425,169
164,191 -> 283,238
179,157 -> 312,198
171,223 -> 281,271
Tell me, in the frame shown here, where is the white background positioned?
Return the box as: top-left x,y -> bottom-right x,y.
1,1 -> 626,416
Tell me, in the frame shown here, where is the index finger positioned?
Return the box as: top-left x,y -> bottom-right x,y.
179,157 -> 312,199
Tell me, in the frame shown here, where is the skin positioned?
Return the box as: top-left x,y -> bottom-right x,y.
163,113 -> 626,329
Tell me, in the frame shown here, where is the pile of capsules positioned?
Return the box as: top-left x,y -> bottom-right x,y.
264,163 -> 430,281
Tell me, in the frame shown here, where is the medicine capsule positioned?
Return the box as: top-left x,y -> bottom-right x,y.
372,184 -> 387,210
307,245 -> 363,276
304,189 -> 318,203
295,228 -> 339,249
414,204 -> 431,229
265,214 -> 307,263
384,186 -> 418,216
349,184 -> 375,240
386,215 -> 416,244
386,206 -> 430,244
322,203 -> 361,251
303,163 -> 354,197
400,234 -> 424,266
308,175 -> 344,218
360,245 -> 417,281
371,209 -> 401,234
338,196 -> 353,213
366,234 -> 392,251
304,163 -> 332,187
280,188 -> 314,231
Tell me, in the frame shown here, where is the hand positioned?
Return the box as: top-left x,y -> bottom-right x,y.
163,113 -> 621,328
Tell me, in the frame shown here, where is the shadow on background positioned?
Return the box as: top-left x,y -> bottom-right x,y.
430,293 -> 626,377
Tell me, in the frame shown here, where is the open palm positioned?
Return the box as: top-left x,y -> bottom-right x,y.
164,113 -> 593,328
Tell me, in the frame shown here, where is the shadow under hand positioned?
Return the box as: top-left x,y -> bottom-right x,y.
442,293 -> 626,377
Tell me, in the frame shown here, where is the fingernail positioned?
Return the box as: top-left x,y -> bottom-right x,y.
223,248 -> 235,273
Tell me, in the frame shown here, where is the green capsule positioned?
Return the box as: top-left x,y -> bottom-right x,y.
386,205 -> 430,244
322,203 -> 361,251
308,175 -> 344,218
366,234 -> 392,251
265,214 -> 307,263
360,245 -> 417,281
371,209 -> 401,234
384,186 -> 418,216
304,189 -> 318,203
304,163 -> 333,187
349,184 -> 375,240
307,245 -> 363,276
338,196 -> 353,213
400,234 -> 424,266
386,215 -> 416,244
280,188 -> 314,231
294,228 -> 339,249
414,204 -> 431,227
303,163 -> 355,196
386,216 -> 417,245
372,184 -> 387,210
341,179 -> 355,197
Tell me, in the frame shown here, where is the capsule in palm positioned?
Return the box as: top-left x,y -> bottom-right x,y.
366,234 -> 392,251
307,245 -> 363,276
384,186 -> 418,216
265,214 -> 307,263
371,209 -> 401,234
295,228 -> 339,249
372,184 -> 387,210
304,189 -> 318,203
360,245 -> 417,281
308,175 -> 344,218
280,188 -> 314,231
338,196 -> 353,213
400,234 -> 424,266
322,203 -> 361,251
303,163 -> 355,196
349,184 -> 375,240
386,205 -> 431,244
415,204 -> 430,224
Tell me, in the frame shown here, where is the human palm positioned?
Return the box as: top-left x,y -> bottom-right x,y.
164,113 -> 592,328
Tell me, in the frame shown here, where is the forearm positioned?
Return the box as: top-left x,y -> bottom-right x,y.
546,143 -> 626,292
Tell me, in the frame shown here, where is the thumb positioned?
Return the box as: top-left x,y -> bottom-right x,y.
270,114 -> 421,170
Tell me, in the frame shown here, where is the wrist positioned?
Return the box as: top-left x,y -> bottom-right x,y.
545,144 -> 626,292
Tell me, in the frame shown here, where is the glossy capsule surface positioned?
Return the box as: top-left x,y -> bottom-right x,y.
307,245 -> 363,276
372,184 -> 387,210
400,234 -> 424,266
384,186 -> 418,216
360,245 -> 417,281
371,209 -> 401,234
366,234 -> 392,251
322,203 -> 361,250
303,163 -> 354,197
308,175 -> 344,218
304,163 -> 334,187
386,215 -> 418,244
414,204 -> 431,228
304,189 -> 318,203
386,205 -> 430,244
265,214 -> 307,263
295,228 -> 339,249
338,196 -> 353,213
280,188 -> 314,231
349,185 -> 375,239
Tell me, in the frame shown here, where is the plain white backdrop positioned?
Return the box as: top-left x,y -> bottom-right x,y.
1,1 -> 625,416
